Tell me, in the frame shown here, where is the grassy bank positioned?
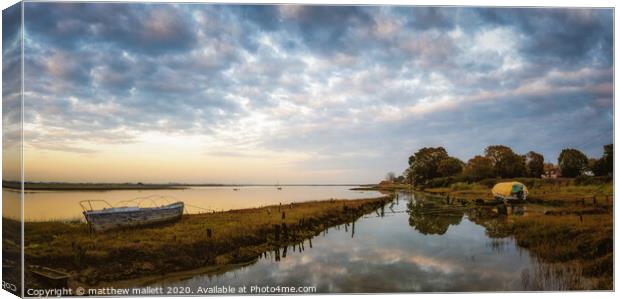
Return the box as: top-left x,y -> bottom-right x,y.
351,183 -> 414,192
411,179 -> 614,289
467,201 -> 613,289
421,179 -> 612,204
20,195 -> 393,288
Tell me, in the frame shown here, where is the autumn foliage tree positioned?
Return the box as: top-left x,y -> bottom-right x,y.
437,157 -> 464,177
525,151 -> 545,178
403,144 -> 600,186
558,148 -> 588,177
407,147 -> 450,186
592,144 -> 613,176
463,155 -> 494,181
484,145 -> 526,178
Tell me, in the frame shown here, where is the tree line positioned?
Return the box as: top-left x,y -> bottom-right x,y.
395,144 -> 612,187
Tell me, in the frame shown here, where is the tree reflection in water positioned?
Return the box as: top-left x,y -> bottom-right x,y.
406,194 -> 466,235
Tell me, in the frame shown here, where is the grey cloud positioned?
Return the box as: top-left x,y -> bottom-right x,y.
25,3 -> 198,55
476,8 -> 613,68
17,3 -> 613,181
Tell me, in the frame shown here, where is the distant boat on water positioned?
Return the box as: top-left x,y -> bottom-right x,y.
80,200 -> 184,232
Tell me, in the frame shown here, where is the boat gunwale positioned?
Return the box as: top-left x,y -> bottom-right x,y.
83,201 -> 184,215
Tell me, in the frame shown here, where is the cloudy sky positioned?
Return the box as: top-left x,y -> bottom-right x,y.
13,3 -> 614,184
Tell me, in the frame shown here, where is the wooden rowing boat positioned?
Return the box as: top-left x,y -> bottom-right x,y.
81,200 -> 184,232
28,265 -> 70,288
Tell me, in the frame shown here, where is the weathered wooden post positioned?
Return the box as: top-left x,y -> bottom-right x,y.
274,224 -> 281,241
282,222 -> 288,240
207,228 -> 212,238
309,238 -> 313,248
275,248 -> 280,262
593,196 -> 597,205
498,204 -> 508,216
352,221 -> 355,238
282,211 -> 286,220
282,246 -> 287,258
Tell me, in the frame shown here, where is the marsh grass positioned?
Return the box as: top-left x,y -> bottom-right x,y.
410,178 -> 614,290
423,180 -> 613,204
508,210 -> 613,289
463,192 -> 613,289
22,195 -> 392,287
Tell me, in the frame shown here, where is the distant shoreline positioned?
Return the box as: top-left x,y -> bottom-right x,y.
2,181 -> 372,191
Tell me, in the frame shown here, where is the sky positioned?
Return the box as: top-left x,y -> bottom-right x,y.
3,3 -> 614,184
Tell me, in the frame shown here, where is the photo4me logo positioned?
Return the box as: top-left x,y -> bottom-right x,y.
2,280 -> 17,292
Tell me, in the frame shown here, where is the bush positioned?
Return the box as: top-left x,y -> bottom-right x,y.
450,182 -> 479,191
574,175 -> 612,186
424,175 -> 468,188
477,177 -> 548,189
478,178 -> 500,188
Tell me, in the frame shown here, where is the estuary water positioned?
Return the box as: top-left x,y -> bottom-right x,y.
4,185 -> 380,221
149,192 -> 575,292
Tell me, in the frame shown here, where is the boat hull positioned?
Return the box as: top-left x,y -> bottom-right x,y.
84,202 -> 184,232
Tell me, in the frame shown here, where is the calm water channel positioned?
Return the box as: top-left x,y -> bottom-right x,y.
148,192 -> 574,292
4,186 -> 380,221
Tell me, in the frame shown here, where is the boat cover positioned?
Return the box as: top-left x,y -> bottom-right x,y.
492,182 -> 528,198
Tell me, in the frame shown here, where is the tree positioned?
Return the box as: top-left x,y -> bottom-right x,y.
385,172 -> 396,182
592,144 -> 613,176
525,151 -> 545,178
558,148 -> 588,177
484,145 -> 526,178
463,155 -> 494,181
437,157 -> 464,177
407,147 -> 449,186
403,168 -> 414,185
588,158 -> 598,173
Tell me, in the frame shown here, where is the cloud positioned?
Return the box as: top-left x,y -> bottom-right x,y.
2,3 -> 23,150
17,4 -> 613,182
25,3 -> 198,55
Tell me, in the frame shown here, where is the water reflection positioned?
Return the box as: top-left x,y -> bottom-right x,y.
149,192 -> 573,292
406,196 -> 464,235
